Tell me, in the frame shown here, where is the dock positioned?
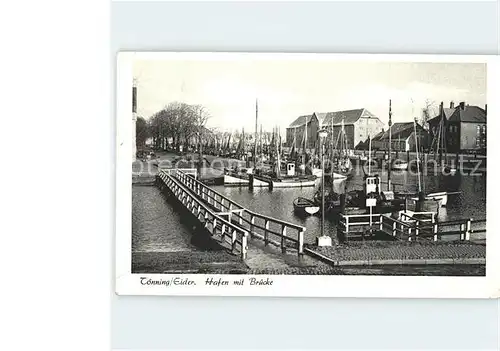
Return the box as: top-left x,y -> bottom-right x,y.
148,167 -> 486,274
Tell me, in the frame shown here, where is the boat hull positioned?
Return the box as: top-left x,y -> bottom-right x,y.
223,174 -> 249,186
391,162 -> 409,171
272,179 -> 316,188
224,174 -> 269,187
406,198 -> 443,214
424,192 -> 448,207
293,197 -> 320,216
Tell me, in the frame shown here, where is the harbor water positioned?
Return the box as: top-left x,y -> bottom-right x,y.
132,164 -> 486,253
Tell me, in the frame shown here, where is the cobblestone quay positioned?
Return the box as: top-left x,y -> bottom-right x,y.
306,241 -> 485,267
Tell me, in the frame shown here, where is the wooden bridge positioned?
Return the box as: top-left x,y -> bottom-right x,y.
156,169 -> 306,260
339,211 -> 486,242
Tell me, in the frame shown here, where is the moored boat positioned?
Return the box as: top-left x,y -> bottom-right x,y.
293,197 -> 320,216
223,173 -> 249,186
406,197 -> 443,214
389,159 -> 409,171
269,175 -> 317,188
413,191 -> 448,207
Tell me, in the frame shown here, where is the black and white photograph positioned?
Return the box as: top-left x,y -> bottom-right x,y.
116,52 -> 497,297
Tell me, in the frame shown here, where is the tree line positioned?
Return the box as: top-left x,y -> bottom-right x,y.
135,102 -> 211,152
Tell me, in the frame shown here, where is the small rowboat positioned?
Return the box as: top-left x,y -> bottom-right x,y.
391,160 -> 409,171
293,197 -> 320,216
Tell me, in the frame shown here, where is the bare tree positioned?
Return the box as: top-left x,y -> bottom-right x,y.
149,102 -> 208,152
189,104 -> 211,169
420,99 -> 437,130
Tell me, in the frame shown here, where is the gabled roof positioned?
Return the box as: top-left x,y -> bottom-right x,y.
428,105 -> 486,124
448,105 -> 486,123
316,108 -> 380,126
288,114 -> 314,128
428,108 -> 455,124
375,122 -> 426,141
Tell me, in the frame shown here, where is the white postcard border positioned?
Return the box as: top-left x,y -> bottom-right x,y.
116,52 -> 500,298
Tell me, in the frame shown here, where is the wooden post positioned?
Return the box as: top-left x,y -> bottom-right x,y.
264,220 -> 269,246
250,215 -> 255,238
231,230 -> 237,252
408,227 -> 412,241
241,233 -> 248,260
433,217 -> 438,241
281,225 -> 287,253
466,219 -> 472,240
238,210 -> 243,225
221,222 -> 226,241
298,229 -> 304,256
460,223 -> 465,240
345,215 -> 349,236
392,221 -> 397,237
212,218 -> 217,236
379,215 -> 383,231
203,212 -> 209,229
415,220 -> 419,240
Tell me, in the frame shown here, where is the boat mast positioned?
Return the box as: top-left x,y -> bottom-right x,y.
276,126 -> 281,179
414,117 -> 422,193
388,99 -> 392,191
341,118 -> 345,156
294,126 -> 297,156
438,101 -> 443,165
368,132 -> 372,176
330,115 -> 334,158
301,116 -> 308,166
254,99 -> 258,168
259,124 -> 263,161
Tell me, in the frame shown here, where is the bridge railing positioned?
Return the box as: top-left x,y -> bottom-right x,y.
157,172 -> 248,259
170,170 -> 305,255
415,217 -> 486,241
367,211 -> 485,242
161,168 -> 198,179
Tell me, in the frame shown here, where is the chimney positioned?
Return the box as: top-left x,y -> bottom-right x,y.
459,101 -> 465,110
450,101 -> 455,109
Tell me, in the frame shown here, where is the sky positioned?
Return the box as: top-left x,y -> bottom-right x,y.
133,57 -> 486,132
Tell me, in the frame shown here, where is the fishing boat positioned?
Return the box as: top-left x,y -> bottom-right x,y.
325,119 -> 353,179
406,196 -> 443,213
313,180 -> 344,214
223,168 -> 250,186
427,101 -> 457,175
390,159 -> 409,171
410,191 -> 448,207
406,115 -> 449,214
293,197 -> 320,216
256,123 -> 317,189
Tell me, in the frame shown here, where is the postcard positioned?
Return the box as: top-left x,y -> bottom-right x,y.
116,52 -> 499,298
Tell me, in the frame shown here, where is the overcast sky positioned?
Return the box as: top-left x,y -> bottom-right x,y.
133,57 -> 486,132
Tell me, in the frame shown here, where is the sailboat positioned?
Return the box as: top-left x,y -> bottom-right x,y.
386,111 -> 409,171
406,117 -> 445,213
325,118 -> 353,180
427,101 -> 457,175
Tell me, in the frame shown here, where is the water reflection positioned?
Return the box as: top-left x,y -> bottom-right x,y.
212,165 -> 486,243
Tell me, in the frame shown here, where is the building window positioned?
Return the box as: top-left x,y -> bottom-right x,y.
477,125 -> 481,135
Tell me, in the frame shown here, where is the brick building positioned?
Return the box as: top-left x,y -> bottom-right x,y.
427,101 -> 487,153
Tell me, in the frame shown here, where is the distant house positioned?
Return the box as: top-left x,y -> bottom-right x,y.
427,101 -> 487,153
315,108 -> 384,149
372,122 -> 430,152
285,114 -> 320,150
